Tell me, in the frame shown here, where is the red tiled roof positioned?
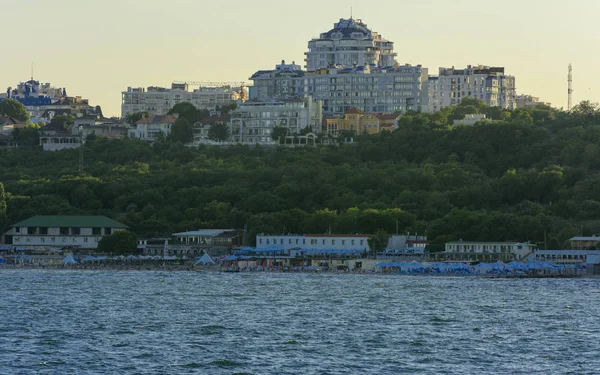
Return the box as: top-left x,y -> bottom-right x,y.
135,114 -> 178,125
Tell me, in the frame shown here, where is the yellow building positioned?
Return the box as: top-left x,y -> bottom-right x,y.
325,108 -> 399,136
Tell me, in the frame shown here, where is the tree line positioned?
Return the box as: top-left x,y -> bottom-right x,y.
1,98 -> 600,250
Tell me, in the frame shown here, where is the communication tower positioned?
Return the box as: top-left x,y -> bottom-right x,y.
568,64 -> 573,111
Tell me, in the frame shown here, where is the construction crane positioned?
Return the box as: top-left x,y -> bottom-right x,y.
568,64 -> 573,111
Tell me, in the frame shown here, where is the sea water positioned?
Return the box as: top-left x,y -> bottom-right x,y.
1,270 -> 599,374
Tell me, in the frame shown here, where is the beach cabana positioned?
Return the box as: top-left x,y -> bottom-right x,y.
195,253 -> 216,266
63,254 -> 77,265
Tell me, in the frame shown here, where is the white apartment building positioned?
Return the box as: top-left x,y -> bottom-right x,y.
427,65 -> 516,112
305,18 -> 396,71
121,83 -> 244,118
250,63 -> 428,114
445,241 -> 536,260
229,96 -> 323,144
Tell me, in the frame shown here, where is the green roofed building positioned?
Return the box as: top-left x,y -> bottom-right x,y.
2,215 -> 128,249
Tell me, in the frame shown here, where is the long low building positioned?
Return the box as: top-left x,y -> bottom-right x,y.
1,215 -> 128,249
444,241 -> 536,261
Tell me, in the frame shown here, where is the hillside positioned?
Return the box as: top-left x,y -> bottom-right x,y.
1,100 -> 600,250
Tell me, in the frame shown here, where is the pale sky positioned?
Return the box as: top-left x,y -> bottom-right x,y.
2,0 -> 599,117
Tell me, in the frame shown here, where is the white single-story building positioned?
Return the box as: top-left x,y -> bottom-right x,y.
445,241 -> 537,260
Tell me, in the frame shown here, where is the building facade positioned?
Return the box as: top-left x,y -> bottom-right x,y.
444,241 -> 536,260
130,114 -> 178,141
305,18 -> 396,71
325,108 -> 400,136
0,79 -> 102,123
257,234 -> 371,253
1,216 -> 128,249
250,63 -> 428,115
515,95 -> 551,109
570,236 -> 600,250
229,96 -> 323,144
121,83 -> 244,118
427,66 -> 516,112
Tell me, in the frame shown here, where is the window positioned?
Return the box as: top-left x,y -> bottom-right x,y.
259,239 -> 263,244
296,239 -> 299,245
267,239 -> 270,245
14,227 -> 20,234
62,237 -> 66,243
40,227 -> 48,235
360,240 -> 364,245
84,238 -> 88,243
351,240 -> 355,245
332,240 -> 336,245
60,227 -> 69,235
288,239 -> 292,244
303,239 -> 306,245
72,228 -> 80,235
342,240 -> 346,245
104,228 -> 112,235
92,228 -> 101,236
322,240 -> 325,245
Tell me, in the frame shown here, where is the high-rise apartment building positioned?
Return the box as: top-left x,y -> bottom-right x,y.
121,83 -> 244,118
249,18 -> 427,115
305,18 -> 396,71
427,66 -> 516,112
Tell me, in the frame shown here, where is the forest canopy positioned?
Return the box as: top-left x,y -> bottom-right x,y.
1,100 -> 599,251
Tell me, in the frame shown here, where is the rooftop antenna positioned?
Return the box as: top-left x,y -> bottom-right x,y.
350,6 -> 353,19
568,63 -> 573,111
31,62 -> 34,80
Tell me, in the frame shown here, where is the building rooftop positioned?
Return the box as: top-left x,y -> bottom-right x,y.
570,236 -> 600,241
135,114 -> 178,125
173,229 -> 234,237
11,215 -> 128,229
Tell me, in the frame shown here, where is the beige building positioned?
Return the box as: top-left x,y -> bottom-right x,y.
516,95 -> 551,109
325,108 -> 399,136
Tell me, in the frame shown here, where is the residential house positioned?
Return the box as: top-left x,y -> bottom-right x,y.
130,114 -> 178,141
326,108 -> 400,136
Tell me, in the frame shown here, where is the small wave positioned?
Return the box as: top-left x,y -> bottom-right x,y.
212,359 -> 243,368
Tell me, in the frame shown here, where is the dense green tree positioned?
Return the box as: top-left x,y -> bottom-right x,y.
367,229 -> 389,258
170,118 -> 193,143
207,124 -> 230,141
168,102 -> 209,124
125,111 -> 150,125
49,115 -> 75,129
271,126 -> 289,142
97,230 -> 138,254
0,99 -> 29,122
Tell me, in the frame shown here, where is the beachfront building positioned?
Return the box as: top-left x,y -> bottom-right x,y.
256,234 -> 371,255
229,96 -> 323,144
427,65 -> 516,113
121,83 -> 245,118
570,236 -> 600,250
129,114 -> 178,142
304,18 -> 396,71
444,241 -> 536,260
325,108 -> 400,136
533,249 -> 599,265
1,216 -> 128,250
171,229 -> 243,247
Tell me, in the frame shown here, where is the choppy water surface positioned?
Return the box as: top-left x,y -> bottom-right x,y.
1,270 -> 599,374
